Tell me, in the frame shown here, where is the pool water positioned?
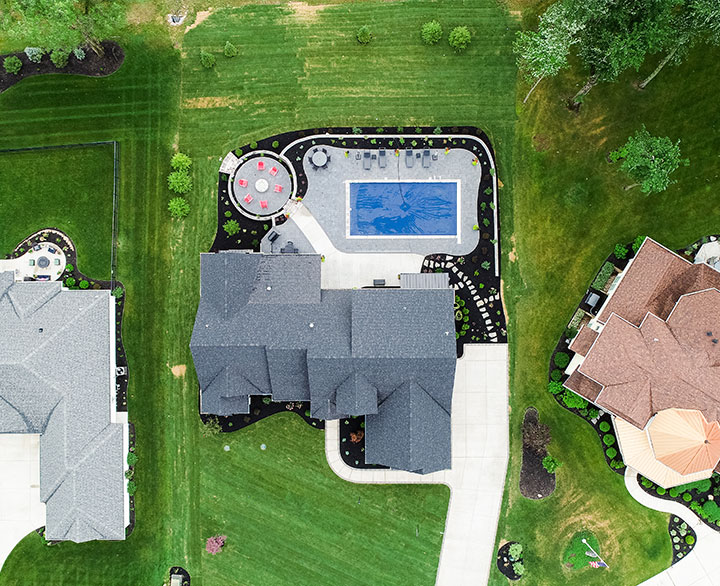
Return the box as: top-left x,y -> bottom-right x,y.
349,181 -> 458,236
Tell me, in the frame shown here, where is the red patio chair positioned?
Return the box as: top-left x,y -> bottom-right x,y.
257,160 -> 266,171
238,179 -> 248,187
273,184 -> 283,193
269,167 -> 278,176
260,200 -> 268,209
244,193 -> 253,203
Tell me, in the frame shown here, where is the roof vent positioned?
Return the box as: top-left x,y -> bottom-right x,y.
266,286 -> 272,291
38,328 -> 43,333
309,322 -> 314,328
708,331 -> 713,336
713,339 -> 718,344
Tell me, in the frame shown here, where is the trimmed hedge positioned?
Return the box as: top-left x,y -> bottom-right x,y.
592,261 -> 615,290
603,434 -> 616,447
599,421 -> 611,432
553,352 -> 570,369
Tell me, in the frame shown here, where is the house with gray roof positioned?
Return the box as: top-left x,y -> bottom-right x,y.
0,271 -> 129,542
190,251 -> 456,474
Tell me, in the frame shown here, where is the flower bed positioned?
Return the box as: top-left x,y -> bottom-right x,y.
199,395 -> 324,432
668,515 -> 696,564
638,474 -> 720,532
339,416 -> 388,470
496,541 -> 524,580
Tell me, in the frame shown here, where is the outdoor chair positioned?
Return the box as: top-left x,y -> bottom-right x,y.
269,167 -> 278,176
405,149 -> 414,168
260,200 -> 268,209
378,149 -> 387,168
422,149 -> 431,168
257,161 -> 265,171
244,193 -> 253,203
238,178 -> 248,187
274,184 -> 283,193
363,151 -> 372,170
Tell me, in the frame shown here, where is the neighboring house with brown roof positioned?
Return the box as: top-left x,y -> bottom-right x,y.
563,238 -> 720,487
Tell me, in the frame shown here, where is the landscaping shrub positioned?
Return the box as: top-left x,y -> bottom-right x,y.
564,326 -> 579,339
356,25 -> 372,45
206,535 -> 227,555
548,381 -> 564,395
224,41 -> 238,57
512,561 -> 525,576
553,351 -> 570,368
168,197 -> 190,219
669,487 -> 680,497
73,47 -> 86,61
561,390 -> 588,409
588,408 -> 599,419
250,141 -> 258,149
125,469 -> 134,480
632,235 -> 647,253
641,477 -> 653,488
168,170 -> 192,194
683,492 -> 692,502
64,276 -> 76,287
657,487 -> 666,495
200,50 -> 216,68
50,48 -> 70,68
592,261 -> 615,290
421,20 -> 443,45
614,243 -> 629,260
605,447 -> 617,459
448,26 -> 471,52
127,452 -> 138,467
686,535 -> 695,545
79,280 -> 89,289
24,47 -> 43,63
599,421 -> 611,432
201,417 -> 222,437
603,434 -> 616,446
3,56 -> 22,75
508,543 -> 523,561
542,454 -> 562,474
223,219 -> 240,236
610,459 -> 624,469
112,286 -> 124,298
703,500 -> 720,522
272,140 -> 280,149
262,396 -> 272,405
64,264 -> 73,272
677,478 -> 712,493
127,480 -> 137,495
550,369 -> 562,381
171,152 -> 192,171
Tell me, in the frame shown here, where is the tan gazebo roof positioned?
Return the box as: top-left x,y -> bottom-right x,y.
649,408 -> 720,475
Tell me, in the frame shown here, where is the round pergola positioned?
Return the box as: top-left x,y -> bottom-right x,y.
229,152 -> 294,217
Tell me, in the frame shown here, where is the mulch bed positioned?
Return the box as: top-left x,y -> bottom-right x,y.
126,422 -> 136,539
6,228 -> 129,412
669,515 -> 697,564
199,395 -> 324,432
0,41 -> 124,94
519,407 -> 555,499
496,541 -> 523,581
339,416 -> 388,469
169,567 -> 191,586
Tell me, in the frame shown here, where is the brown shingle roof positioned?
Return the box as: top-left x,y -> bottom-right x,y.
564,369 -> 602,402
598,239 -> 720,326
569,326 -> 598,357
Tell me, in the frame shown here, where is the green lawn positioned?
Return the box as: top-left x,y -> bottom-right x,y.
0,0 -> 520,583
0,144 -> 115,279
491,24 -> 720,586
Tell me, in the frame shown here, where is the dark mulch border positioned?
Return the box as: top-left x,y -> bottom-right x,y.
6,228 -> 129,412
199,394 -> 324,432
496,541 -> 523,581
169,567 -> 191,586
519,407 -> 555,499
0,41 -> 124,94
338,416 -> 388,469
126,421 -> 136,539
213,126 -> 506,359
669,515 -> 697,564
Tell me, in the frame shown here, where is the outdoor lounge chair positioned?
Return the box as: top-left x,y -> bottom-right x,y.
269,167 -> 278,176
378,149 -> 386,168
422,149 -> 431,168
244,193 -> 253,203
405,149 -> 414,168
238,178 -> 248,187
257,161 -> 265,171
273,184 -> 283,193
260,200 -> 268,209
363,151 -> 371,170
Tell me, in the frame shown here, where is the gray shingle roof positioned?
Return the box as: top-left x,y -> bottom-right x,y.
0,273 -> 126,542
191,252 -> 456,473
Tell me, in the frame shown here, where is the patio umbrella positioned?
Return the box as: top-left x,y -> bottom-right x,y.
648,408 -> 720,475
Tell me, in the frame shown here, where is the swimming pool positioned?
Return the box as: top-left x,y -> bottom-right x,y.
348,181 -> 459,237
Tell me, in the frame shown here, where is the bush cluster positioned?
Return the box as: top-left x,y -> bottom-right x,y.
602,434 -> 616,446
73,47 -> 86,61
550,369 -> 562,381
542,454 -> 562,474
561,390 -> 588,410
168,197 -> 191,219
356,25 -> 372,45
24,47 -> 44,63
605,447 -> 617,459
3,55 -> 22,75
421,20 -> 443,45
632,235 -> 647,253
448,26 -> 471,52
200,49 -> 216,68
508,543 -> 523,561
223,219 -> 240,236
50,48 -> 70,68
592,261 -> 615,290
224,41 -> 238,58
548,381 -> 564,395
553,351 -> 570,369
614,243 -> 629,260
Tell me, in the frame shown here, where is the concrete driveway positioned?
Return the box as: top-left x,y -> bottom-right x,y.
0,434 -> 46,573
326,344 -> 509,586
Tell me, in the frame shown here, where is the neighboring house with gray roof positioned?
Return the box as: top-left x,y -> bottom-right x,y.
0,271 -> 129,542
191,251 -> 456,474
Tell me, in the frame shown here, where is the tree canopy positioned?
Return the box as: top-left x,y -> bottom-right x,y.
2,0 -> 126,55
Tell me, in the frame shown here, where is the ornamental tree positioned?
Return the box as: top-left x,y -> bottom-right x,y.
448,26 -> 471,52
168,197 -> 190,219
200,49 -> 216,68
224,40 -> 238,58
2,0 -> 126,55
421,20 -> 443,45
611,126 -> 689,193
206,535 -> 227,555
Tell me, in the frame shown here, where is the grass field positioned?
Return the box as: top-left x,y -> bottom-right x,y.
490,34 -> 720,586
0,144 -> 115,279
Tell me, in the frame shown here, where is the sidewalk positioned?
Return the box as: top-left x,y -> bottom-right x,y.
625,468 -> 720,586
325,344 -> 509,586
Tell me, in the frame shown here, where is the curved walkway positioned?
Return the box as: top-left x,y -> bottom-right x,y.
624,468 -> 720,585
325,344 -> 509,586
